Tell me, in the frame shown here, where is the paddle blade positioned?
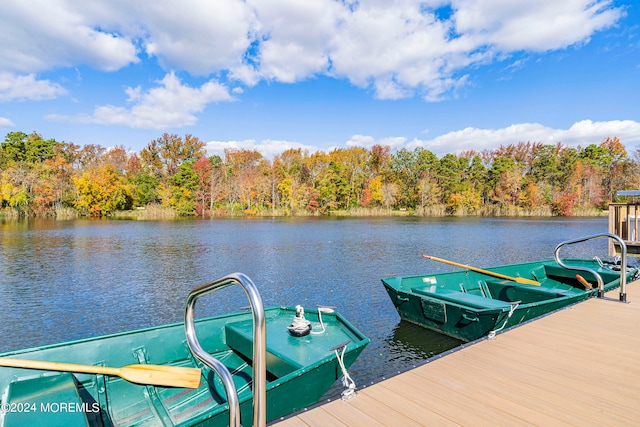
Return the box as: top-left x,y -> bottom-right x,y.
576,274 -> 593,290
513,277 -> 543,286
119,364 -> 202,388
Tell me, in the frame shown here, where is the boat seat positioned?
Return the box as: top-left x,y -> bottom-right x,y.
225,322 -> 302,378
484,280 -> 574,298
411,287 -> 512,310
543,265 -> 618,283
3,373 -> 91,426
225,311 -> 353,380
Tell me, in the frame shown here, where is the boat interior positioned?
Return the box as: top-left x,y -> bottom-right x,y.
0,306 -> 362,427
405,261 -> 625,311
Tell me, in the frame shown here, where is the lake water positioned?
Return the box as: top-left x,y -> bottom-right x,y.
0,216 -> 619,395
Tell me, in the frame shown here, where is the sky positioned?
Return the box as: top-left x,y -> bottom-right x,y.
0,0 -> 639,159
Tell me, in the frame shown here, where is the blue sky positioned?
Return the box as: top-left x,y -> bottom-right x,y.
1,0 -> 639,159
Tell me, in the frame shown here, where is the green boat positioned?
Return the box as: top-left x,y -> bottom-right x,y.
0,273 -> 369,427
382,234 -> 640,342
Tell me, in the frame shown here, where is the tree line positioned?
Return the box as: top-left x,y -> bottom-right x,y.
0,130 -> 638,218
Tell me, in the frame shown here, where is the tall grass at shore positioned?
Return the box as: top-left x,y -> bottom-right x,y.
2,204 -> 606,220
111,204 -> 177,219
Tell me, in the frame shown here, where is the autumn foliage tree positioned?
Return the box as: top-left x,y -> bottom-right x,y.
2,131 -> 639,218
73,164 -> 132,216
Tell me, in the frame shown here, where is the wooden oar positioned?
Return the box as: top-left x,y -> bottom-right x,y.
422,255 -> 541,286
576,274 -> 593,290
0,357 -> 201,388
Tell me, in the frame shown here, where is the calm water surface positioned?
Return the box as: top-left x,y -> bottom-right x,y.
0,216 -> 618,393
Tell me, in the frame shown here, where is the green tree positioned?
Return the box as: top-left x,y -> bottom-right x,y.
467,155 -> 488,203
316,161 -> 350,211
129,170 -> 161,207
434,154 -> 466,203
557,146 -> 580,189
0,131 -> 59,166
207,155 -> 228,211
166,161 -> 199,215
488,156 -> 520,207
331,147 -> 369,208
389,148 -> 420,208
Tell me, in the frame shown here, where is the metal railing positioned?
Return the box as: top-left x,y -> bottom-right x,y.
185,272 -> 267,427
608,203 -> 640,242
554,233 -> 628,302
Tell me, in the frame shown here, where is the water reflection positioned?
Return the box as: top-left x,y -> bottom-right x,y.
389,321 -> 463,363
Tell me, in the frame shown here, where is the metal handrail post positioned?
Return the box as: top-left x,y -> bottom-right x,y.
554,233 -> 628,302
185,272 -> 267,427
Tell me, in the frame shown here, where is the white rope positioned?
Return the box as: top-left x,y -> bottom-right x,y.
289,306 -> 357,399
287,305 -> 311,336
334,345 -> 357,400
310,309 -> 326,335
311,306 -> 335,335
488,302 -> 519,340
288,315 -> 310,331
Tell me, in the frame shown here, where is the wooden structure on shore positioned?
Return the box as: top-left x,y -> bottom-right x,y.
609,190 -> 640,255
274,283 -> 640,426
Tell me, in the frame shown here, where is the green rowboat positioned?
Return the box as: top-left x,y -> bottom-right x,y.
0,273 -> 369,427
382,234 -> 639,342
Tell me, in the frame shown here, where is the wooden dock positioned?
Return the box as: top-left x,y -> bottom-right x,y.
274,283 -> 640,426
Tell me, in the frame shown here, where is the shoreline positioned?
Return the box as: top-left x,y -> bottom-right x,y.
1,207 -> 608,220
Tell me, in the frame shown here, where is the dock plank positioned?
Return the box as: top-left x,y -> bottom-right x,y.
273,282 -> 640,426
433,357 -> 582,426
310,401 -> 385,427
315,391 -> 425,427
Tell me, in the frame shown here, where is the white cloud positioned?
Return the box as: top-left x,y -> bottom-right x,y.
346,134 -> 407,149
134,0 -> 255,75
0,117 -> 15,127
346,134 -> 375,148
207,120 -> 640,160
379,136 -> 410,149
246,0 -> 342,83
0,1 -> 138,73
206,138 -> 320,159
47,72 -> 233,129
564,120 -> 640,147
329,2 -> 468,100
406,120 -> 640,155
452,0 -> 623,51
325,0 -> 622,100
0,1 -> 623,101
0,73 -> 67,102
